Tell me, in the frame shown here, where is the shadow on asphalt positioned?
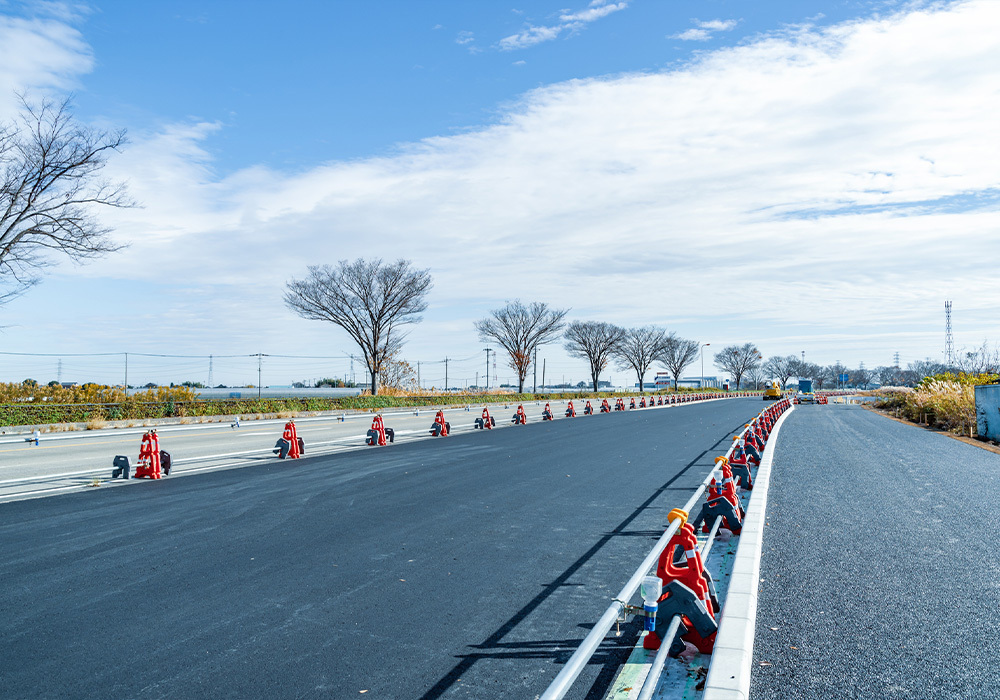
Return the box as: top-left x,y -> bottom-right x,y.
417,418 -> 745,700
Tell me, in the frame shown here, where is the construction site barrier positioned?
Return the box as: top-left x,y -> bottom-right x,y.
539,398 -> 792,700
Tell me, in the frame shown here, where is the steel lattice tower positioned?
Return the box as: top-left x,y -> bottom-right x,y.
945,301 -> 954,364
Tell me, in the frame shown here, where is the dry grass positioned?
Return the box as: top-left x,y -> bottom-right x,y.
86,417 -> 106,430
873,380 -> 979,436
276,410 -> 299,419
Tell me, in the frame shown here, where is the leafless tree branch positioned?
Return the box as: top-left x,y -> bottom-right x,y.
713,343 -> 761,390
284,258 -> 432,394
564,320 -> 625,391
657,334 -> 699,390
476,300 -> 568,393
0,94 -> 133,303
614,326 -> 671,392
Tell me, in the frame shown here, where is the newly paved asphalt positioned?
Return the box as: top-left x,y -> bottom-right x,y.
1,398 -> 764,699
751,404 -> 1000,699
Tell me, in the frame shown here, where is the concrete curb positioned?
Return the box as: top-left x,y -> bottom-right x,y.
702,404 -> 794,700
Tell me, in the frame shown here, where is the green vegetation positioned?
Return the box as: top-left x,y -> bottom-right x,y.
0,383 -> 740,427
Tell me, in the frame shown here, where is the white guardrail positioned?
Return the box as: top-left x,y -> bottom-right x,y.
540,398 -> 792,700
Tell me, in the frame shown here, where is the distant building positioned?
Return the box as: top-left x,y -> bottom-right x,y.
677,376 -> 722,389
634,373 -> 673,390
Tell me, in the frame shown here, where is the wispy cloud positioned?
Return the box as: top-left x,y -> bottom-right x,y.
455,30 -> 474,45
0,12 -> 92,116
499,0 -> 628,50
671,18 -> 738,42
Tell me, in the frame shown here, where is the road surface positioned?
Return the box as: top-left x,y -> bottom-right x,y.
1,398 -> 764,699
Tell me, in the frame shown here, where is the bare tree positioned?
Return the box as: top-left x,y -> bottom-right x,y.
379,352 -> 417,390
850,365 -> 872,389
614,326 -> 671,392
801,363 -> 824,388
957,341 -> 1000,375
763,355 -> 798,389
1,95 -> 132,304
564,320 -> 625,392
714,343 -> 761,390
657,334 -> 699,390
907,359 -> 948,384
476,300 -> 568,393
284,258 -> 432,395
747,363 -> 766,390
875,365 -> 899,387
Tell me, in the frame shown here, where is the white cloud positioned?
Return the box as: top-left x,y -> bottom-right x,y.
0,13 -> 92,116
455,30 -> 474,45
672,17 -> 739,41
6,0 -> 1000,381
499,0 -> 627,50
498,23 -> 563,50
674,28 -> 711,42
559,1 -> 629,23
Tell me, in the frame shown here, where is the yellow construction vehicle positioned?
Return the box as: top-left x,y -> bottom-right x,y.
763,381 -> 783,400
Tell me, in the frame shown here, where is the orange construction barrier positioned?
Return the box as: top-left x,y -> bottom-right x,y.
431,410 -> 449,436
565,401 -> 576,418
284,420 -> 301,458
475,407 -> 496,429
512,405 -> 527,424
646,521 -> 718,654
133,430 -> 162,479
366,415 -> 389,446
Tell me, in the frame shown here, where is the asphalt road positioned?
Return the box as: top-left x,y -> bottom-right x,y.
0,397 -> 727,502
0,397 -> 765,699
751,404 -> 1000,699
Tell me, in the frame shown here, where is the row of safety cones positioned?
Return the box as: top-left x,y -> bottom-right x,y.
642,398 -> 791,657
365,392 -> 734,447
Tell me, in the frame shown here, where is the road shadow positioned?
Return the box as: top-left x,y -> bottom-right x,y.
417,419 -> 744,699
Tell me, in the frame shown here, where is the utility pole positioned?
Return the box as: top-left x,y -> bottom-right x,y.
417,361 -> 421,389
701,343 -> 710,389
542,359 -> 546,391
257,353 -> 263,399
444,357 -> 449,392
123,353 -> 128,396
208,354 -> 213,388
533,348 -> 537,393
57,359 -> 62,384
483,348 -> 490,390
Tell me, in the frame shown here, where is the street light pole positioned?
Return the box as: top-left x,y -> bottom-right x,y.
701,343 -> 710,389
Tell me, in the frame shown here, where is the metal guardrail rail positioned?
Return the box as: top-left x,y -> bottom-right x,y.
540,399 -> 789,700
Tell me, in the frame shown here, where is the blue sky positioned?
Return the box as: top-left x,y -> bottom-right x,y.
1,0 -> 998,388
70,0 -> 879,172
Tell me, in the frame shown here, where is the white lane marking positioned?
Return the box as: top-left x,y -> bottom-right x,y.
0,397 -> 736,499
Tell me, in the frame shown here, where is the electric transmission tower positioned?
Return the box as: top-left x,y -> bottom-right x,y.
208,355 -> 214,387
945,301 -> 954,365
893,351 -> 900,368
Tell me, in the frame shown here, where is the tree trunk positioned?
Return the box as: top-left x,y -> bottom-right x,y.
370,369 -> 378,395
592,371 -> 599,392
637,372 -> 644,392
